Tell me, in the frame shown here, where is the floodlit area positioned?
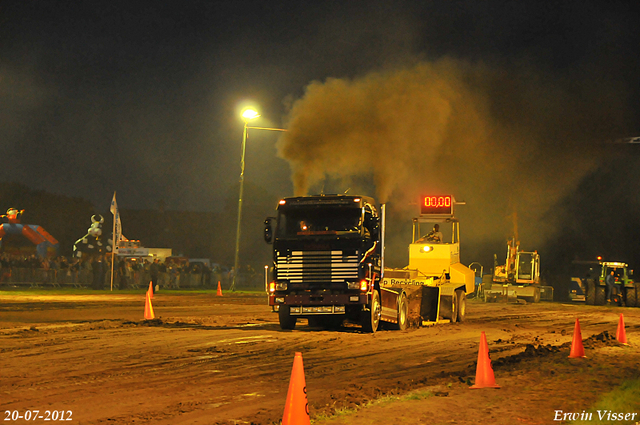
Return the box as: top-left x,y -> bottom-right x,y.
2,290 -> 640,424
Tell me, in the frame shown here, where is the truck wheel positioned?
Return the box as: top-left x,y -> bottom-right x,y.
278,305 -> 297,330
625,285 -> 637,307
585,279 -> 595,305
595,285 -> 606,306
396,293 -> 409,330
455,290 -> 466,323
361,291 -> 381,333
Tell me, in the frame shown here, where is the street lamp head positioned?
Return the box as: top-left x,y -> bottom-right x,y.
241,108 -> 260,122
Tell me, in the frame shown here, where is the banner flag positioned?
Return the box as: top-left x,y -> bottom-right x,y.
110,192 -> 122,253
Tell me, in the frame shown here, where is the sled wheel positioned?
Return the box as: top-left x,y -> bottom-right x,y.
450,292 -> 459,323
456,289 -> 466,323
396,293 -> 409,330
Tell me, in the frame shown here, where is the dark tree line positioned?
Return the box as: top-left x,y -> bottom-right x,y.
0,181 -> 281,271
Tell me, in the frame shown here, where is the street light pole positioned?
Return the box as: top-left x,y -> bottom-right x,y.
231,109 -> 286,292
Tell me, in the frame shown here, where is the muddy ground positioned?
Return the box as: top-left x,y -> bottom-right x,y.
1,290 -> 640,425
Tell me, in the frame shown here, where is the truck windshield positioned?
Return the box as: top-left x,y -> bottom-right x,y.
277,206 -> 362,237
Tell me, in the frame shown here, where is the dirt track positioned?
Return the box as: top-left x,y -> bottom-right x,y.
2,291 -> 640,424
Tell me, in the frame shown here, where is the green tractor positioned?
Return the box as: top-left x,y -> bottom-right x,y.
583,261 -> 638,307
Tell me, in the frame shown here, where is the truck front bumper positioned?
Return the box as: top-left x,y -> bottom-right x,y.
269,293 -> 368,313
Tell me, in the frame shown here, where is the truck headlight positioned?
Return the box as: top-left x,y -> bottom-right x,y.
275,282 -> 288,291
347,281 -> 360,290
421,246 -> 433,253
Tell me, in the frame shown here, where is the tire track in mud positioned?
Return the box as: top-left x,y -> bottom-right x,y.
226,312 -> 627,423
3,296 -> 639,424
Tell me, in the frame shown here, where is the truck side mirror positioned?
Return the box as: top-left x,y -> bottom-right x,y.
264,217 -> 275,244
370,217 -> 380,239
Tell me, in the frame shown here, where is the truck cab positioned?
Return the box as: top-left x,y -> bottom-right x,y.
408,216 -> 473,292
264,195 -> 382,331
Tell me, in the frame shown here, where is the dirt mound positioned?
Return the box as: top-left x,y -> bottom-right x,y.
492,330 -> 618,369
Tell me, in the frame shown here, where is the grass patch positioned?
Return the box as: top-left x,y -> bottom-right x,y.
402,389 -> 434,401
311,389 -> 434,423
569,378 -> 640,425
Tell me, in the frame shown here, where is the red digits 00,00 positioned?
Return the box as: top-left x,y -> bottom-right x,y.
423,196 -> 451,208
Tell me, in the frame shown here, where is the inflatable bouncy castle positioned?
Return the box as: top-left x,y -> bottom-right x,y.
0,208 -> 60,257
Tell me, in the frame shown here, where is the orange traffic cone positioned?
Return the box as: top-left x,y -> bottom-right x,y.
470,332 -> 500,389
569,318 -> 586,358
217,281 -> 223,297
144,289 -> 155,320
616,313 -> 628,345
148,282 -> 154,299
282,352 -> 311,425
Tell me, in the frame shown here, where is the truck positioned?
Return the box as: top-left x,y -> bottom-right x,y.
570,259 -> 638,307
263,194 -> 475,332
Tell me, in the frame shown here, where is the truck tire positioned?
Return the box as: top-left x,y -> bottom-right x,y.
585,279 -> 595,305
278,305 -> 297,330
361,291 -> 381,333
396,293 -> 409,330
595,285 -> 606,306
455,290 -> 466,323
625,285 -> 637,307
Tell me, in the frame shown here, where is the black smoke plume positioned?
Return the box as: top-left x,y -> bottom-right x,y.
276,58 -> 631,266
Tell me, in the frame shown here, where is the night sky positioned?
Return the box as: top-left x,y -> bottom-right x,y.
2,1 -> 639,275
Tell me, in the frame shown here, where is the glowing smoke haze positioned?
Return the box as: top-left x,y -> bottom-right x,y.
276,58 -> 629,265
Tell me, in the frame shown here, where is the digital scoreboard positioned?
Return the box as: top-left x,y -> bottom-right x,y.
420,195 -> 453,215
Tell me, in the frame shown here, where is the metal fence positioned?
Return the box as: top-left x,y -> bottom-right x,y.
0,267 -> 264,291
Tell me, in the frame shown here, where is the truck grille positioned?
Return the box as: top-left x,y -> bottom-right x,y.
276,250 -> 359,283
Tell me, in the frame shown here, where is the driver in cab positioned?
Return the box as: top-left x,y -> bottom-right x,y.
416,224 -> 443,243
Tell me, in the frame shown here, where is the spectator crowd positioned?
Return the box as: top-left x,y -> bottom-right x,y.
0,253 -> 259,290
